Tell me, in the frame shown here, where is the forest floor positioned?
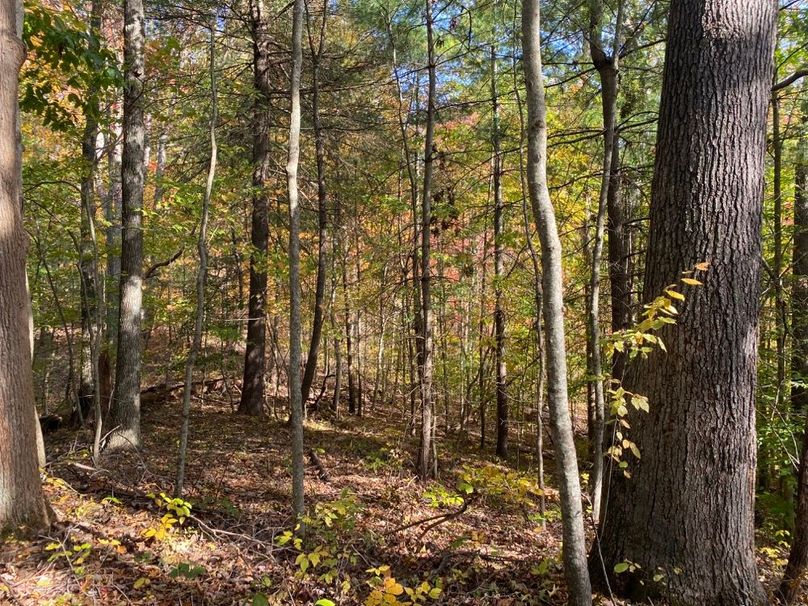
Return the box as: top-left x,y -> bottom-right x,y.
0,368 -> 802,605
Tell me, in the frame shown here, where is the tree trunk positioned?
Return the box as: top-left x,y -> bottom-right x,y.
175,19 -> 216,499
286,0 -> 306,518
591,2 -> 775,603
491,42 -> 508,460
522,0 -> 591,602
239,0 -> 271,416
105,108 -> 122,360
301,0 -> 329,404
0,0 -> 50,534
586,0 -> 623,523
417,0 -> 437,480
106,0 -> 146,451
780,108 -> 808,605
78,0 -> 102,427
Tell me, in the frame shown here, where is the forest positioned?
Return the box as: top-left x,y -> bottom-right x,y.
0,0 -> 807,604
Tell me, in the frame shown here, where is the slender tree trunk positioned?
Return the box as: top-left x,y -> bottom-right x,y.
417,0 -> 437,480
301,0 -> 329,404
772,89 -> 787,412
106,0 -> 146,451
105,109 -> 122,360
175,20 -> 216,499
0,0 -> 51,534
780,109 -> 808,605
586,0 -> 623,523
491,42 -> 508,460
521,0 -> 592,602
79,0 -> 103,427
239,0 -> 271,416
592,2 -> 775,603
286,0 -> 306,518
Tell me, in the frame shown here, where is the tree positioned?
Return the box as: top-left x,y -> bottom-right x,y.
591,1 -> 776,603
491,40 -> 508,460
522,0 -> 592,602
780,105 -> 808,605
0,0 -> 50,535
300,0 -> 329,405
239,0 -> 271,417
106,0 -> 146,451
586,0 -> 623,524
175,17 -> 217,499
417,0 -> 437,480
287,0 -> 306,518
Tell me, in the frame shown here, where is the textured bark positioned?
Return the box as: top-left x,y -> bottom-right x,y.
0,0 -> 50,534
491,43 -> 508,460
287,0 -> 306,518
780,112 -> 808,604
107,0 -> 146,451
591,2 -> 776,604
300,0 -> 329,404
105,111 -> 122,358
417,0 -> 437,480
239,0 -> 271,416
521,0 -> 591,602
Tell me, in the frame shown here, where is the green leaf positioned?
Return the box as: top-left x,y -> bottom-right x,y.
614,562 -> 630,574
252,593 -> 269,606
315,600 -> 335,606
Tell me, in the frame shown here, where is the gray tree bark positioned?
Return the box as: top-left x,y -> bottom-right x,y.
239,0 -> 271,416
417,0 -> 437,480
0,0 -> 51,534
586,0 -> 623,524
491,42 -> 509,460
287,0 -> 306,518
521,0 -> 592,602
591,2 -> 776,603
301,0 -> 329,405
106,0 -> 146,451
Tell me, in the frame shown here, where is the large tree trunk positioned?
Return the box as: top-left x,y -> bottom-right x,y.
591,2 -> 776,603
417,0 -> 437,480
780,109 -> 808,605
521,0 -> 591,602
0,0 -> 50,534
491,42 -> 508,460
239,0 -> 271,416
286,0 -> 306,518
106,0 -> 146,451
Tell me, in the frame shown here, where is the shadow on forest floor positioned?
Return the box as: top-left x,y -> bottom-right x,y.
1,366 -> 799,605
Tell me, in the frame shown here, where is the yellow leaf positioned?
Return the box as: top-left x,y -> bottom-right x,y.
681,277 -> 702,286
133,577 -> 150,589
665,289 -> 685,301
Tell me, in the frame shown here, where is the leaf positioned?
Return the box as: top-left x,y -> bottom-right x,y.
694,261 -> 710,271
315,600 -> 335,606
133,577 -> 150,589
681,277 -> 702,286
428,587 -> 442,599
614,562 -> 630,574
665,289 -> 685,301
252,593 -> 270,606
